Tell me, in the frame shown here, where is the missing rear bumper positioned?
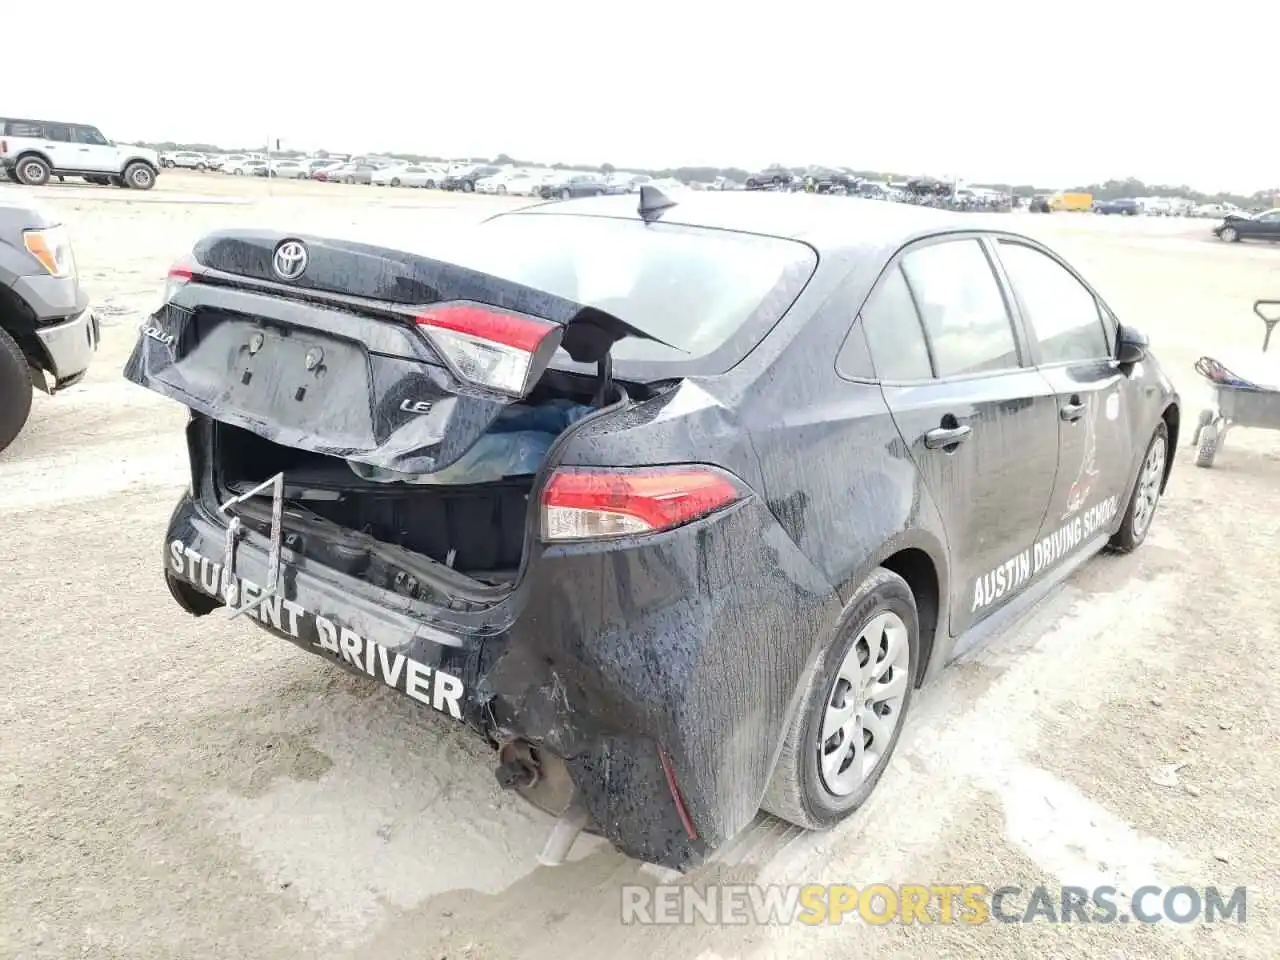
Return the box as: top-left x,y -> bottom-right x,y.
216,471 -> 285,620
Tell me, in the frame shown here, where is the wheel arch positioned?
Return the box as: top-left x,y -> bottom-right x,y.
878,547 -> 942,687
824,526 -> 950,693
1160,401 -> 1180,491
15,150 -> 54,171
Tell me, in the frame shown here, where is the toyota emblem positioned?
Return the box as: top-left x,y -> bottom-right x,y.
272,240 -> 308,281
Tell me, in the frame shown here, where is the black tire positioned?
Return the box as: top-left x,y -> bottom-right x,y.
762,567 -> 919,830
1219,226 -> 1239,243
15,156 -> 51,187
344,176 -> 355,185
124,162 -> 156,190
425,179 -> 436,189
0,326 -> 34,454
1110,420 -> 1170,552
1191,409 -> 1214,447
462,180 -> 475,193
1195,424 -> 1219,469
560,188 -> 571,200
196,163 -> 206,171
391,178 -> 401,187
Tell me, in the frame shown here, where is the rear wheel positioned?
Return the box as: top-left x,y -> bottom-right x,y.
15,156 -> 51,186
462,180 -> 475,193
762,567 -> 918,829
1110,421 -> 1169,551
0,327 -> 34,454
390,177 -> 401,187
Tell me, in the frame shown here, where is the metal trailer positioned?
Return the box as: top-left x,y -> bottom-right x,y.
1193,300 -> 1280,467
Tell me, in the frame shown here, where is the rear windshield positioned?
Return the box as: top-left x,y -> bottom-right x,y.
440,213 -> 818,367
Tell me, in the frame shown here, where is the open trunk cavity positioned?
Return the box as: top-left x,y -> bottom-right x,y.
213,377 -> 629,586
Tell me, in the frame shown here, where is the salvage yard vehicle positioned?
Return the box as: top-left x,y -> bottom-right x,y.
124,190 -> 1180,871
1213,208 -> 1280,244
0,118 -> 160,190
1,200 -> 99,452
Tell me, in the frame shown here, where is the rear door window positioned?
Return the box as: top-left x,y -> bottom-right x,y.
44,124 -> 72,142
995,241 -> 1110,364
845,264 -> 933,381
900,239 -> 1020,377
4,120 -> 44,137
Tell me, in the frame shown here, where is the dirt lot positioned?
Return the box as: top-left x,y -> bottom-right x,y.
2,172 -> 1277,960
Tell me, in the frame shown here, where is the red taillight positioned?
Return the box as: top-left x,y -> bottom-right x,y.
162,263 -> 197,303
415,301 -> 562,397
1,139 -> 8,154
540,465 -> 746,542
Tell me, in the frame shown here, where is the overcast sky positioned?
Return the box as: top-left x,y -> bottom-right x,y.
9,2 -> 1274,191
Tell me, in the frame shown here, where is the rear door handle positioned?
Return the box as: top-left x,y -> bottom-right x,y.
1060,401 -> 1086,422
924,424 -> 972,449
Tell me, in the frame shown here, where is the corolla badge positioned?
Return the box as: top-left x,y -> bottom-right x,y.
272,240 -> 308,281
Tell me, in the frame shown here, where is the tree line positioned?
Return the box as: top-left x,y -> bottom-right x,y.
139,142 -> 1275,208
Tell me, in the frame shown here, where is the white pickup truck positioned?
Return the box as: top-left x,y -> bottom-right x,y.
0,118 -> 161,190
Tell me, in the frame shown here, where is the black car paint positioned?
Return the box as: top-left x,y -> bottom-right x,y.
539,175 -> 609,200
125,194 -> 1179,871
1215,211 -> 1280,242
445,166 -> 502,191
1094,198 -> 1141,215
745,166 -> 795,190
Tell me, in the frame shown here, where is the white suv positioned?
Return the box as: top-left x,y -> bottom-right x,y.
0,118 -> 161,190
160,151 -> 210,171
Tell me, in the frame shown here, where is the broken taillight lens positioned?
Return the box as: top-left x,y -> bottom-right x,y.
415,301 -> 563,398
163,263 -> 196,304
540,465 -> 747,542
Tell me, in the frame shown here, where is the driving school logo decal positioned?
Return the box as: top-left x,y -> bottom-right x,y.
970,494 -> 1119,613
169,540 -> 465,720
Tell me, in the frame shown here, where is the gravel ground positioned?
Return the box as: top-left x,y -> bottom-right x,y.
1,173 -> 1277,960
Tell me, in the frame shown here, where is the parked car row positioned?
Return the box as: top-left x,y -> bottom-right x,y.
150,148 -> 1274,224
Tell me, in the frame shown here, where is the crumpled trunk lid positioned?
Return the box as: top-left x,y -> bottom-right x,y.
123,229 -> 662,475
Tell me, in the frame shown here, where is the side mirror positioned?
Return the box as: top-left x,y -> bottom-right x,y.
1116,323 -> 1148,365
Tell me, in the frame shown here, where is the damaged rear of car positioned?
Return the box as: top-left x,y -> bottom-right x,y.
124,201 -> 826,870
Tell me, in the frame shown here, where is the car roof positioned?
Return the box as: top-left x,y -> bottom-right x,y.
510,191 -> 987,254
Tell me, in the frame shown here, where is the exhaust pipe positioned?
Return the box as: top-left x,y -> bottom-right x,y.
537,799 -> 589,867
494,739 -> 589,866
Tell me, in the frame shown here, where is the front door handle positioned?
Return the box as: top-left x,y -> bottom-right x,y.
1060,400 -> 1086,422
924,424 -> 973,449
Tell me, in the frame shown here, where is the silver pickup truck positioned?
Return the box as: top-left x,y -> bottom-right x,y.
0,199 -> 99,452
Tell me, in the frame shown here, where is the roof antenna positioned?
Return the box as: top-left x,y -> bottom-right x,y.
638,184 -> 678,222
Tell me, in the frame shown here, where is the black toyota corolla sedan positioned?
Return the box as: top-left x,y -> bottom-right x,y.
123,190 -> 1180,872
